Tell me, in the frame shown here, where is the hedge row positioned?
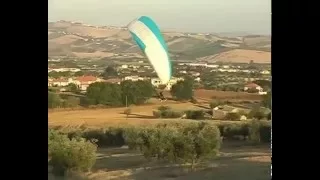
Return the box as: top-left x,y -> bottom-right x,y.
153,106 -> 207,120
217,121 -> 271,143
124,122 -> 221,167
54,121 -> 270,148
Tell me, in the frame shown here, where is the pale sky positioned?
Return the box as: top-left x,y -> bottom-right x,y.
48,0 -> 271,35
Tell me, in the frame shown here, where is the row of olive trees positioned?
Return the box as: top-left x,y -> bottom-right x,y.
48,123 -> 221,177
48,120 -> 270,178
124,123 -> 221,170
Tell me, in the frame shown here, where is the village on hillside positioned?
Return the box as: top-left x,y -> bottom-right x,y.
48,59 -> 270,94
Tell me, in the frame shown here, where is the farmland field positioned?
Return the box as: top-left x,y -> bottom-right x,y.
49,101 -> 201,127
193,89 -> 262,101
48,89 -> 263,128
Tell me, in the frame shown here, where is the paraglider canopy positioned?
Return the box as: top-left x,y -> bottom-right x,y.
128,16 -> 172,85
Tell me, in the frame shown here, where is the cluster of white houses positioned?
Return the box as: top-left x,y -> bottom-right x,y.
48,76 -> 184,92
48,75 -> 267,95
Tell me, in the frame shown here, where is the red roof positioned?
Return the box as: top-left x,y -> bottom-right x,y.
245,83 -> 260,88
76,76 -> 97,82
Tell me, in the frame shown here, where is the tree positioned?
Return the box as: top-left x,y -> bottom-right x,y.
261,92 -> 271,109
102,66 -> 118,79
86,82 -> 122,106
48,92 -> 61,108
225,112 -> 241,121
74,71 -> 84,77
98,83 -> 123,106
267,112 -> 271,120
67,83 -> 80,93
124,108 -> 132,119
209,100 -> 223,109
121,80 -> 154,105
248,120 -> 261,144
62,96 -> 80,108
48,71 -> 71,78
48,130 -> 97,177
170,76 -> 194,101
123,123 -> 221,171
248,107 -> 266,120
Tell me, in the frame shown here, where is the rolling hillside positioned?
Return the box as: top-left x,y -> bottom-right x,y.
48,21 -> 271,63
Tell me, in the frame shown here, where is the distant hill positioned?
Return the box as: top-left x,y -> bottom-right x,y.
198,49 -> 271,64
48,21 -> 271,63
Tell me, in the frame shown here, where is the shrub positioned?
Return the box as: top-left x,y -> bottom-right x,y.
209,100 -> 224,109
158,106 -> 171,112
238,110 -> 248,116
185,110 -> 205,120
225,112 -> 241,121
259,124 -> 271,143
267,112 -> 271,120
124,108 -> 131,119
82,129 -> 107,147
153,110 -> 183,118
123,126 -> 144,150
154,106 -> 183,118
247,88 -> 259,93
79,97 -> 95,107
190,97 -> 198,104
183,123 -> 221,169
80,128 -> 125,147
163,110 -> 183,118
48,92 -> 62,108
104,127 -> 126,147
48,131 -> 97,177
222,123 -> 248,140
248,108 -> 266,120
153,110 -> 161,118
62,96 -> 80,108
248,120 -> 261,144
124,108 -> 131,115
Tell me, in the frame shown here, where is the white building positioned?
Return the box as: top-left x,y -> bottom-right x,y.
151,77 -> 184,90
48,68 -> 81,73
260,70 -> 271,75
244,83 -> 267,95
121,64 -> 128,69
124,76 -> 144,81
194,77 -> 201,82
206,64 -> 219,68
187,63 -> 207,67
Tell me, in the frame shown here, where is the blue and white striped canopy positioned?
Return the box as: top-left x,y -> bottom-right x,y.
128,16 -> 172,84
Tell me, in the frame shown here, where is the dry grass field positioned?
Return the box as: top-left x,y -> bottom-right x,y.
48,142 -> 271,180
48,90 -> 263,128
201,49 -> 271,64
193,89 -> 262,101
48,101 -> 200,128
